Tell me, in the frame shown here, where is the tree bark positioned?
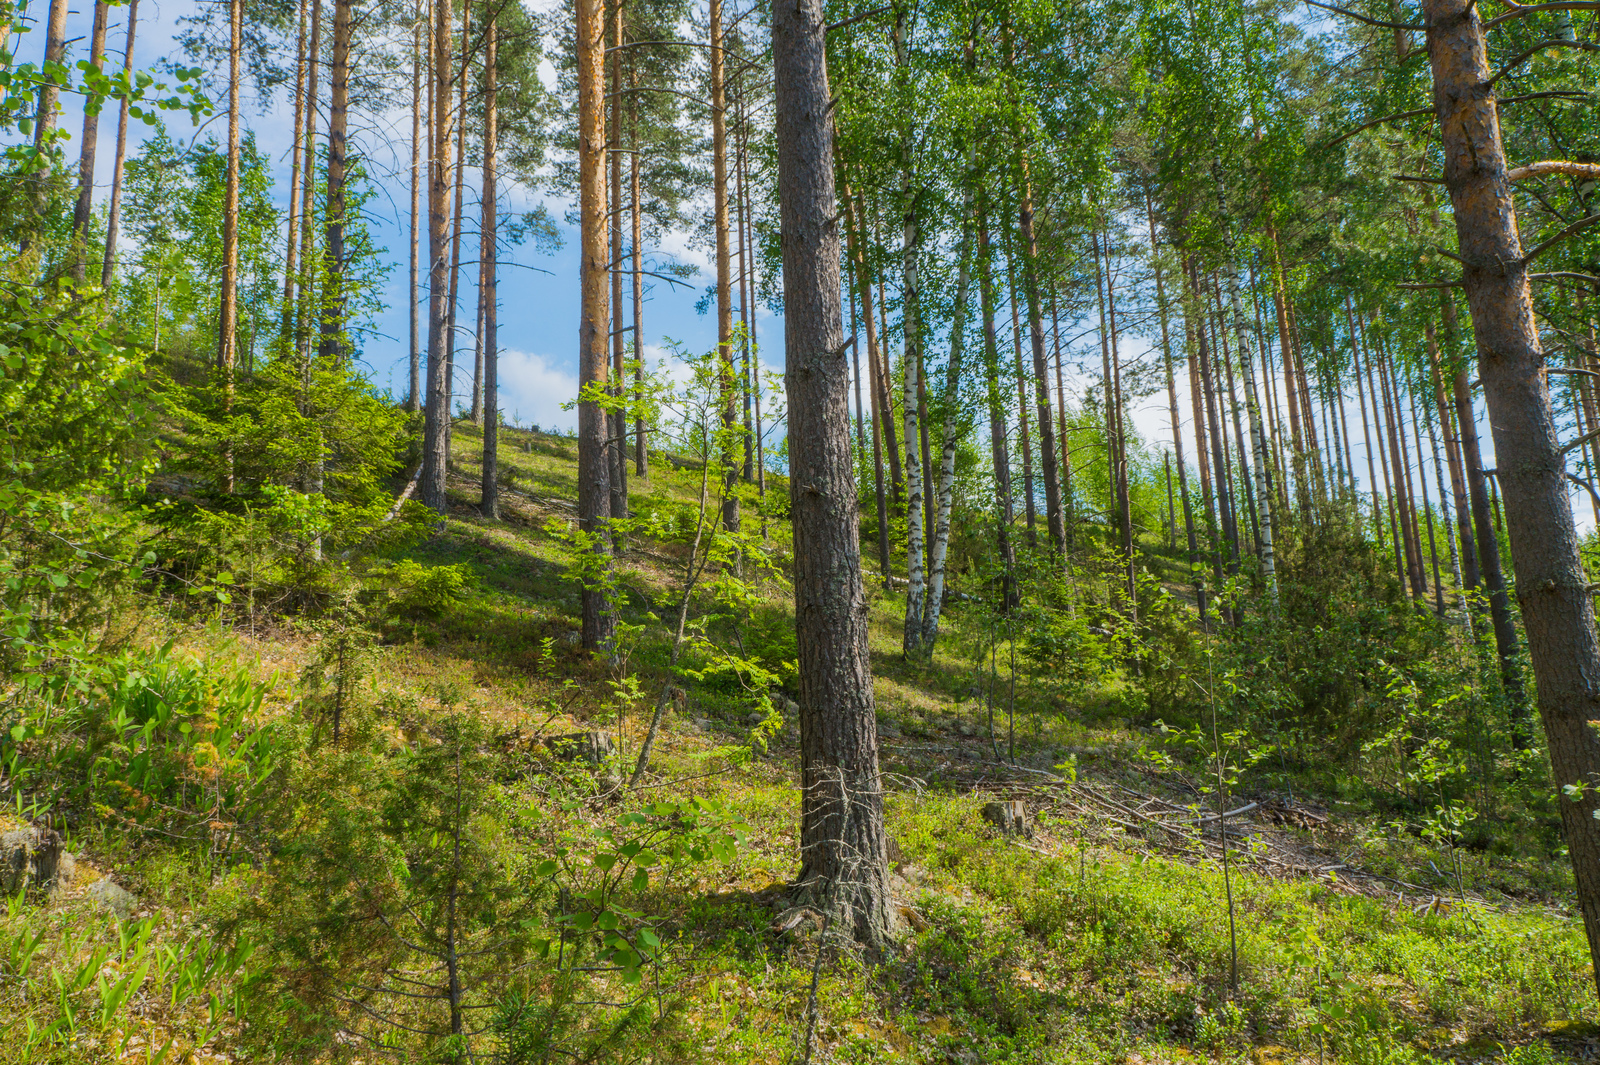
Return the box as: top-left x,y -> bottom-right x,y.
772,0 -> 891,951
443,0 -> 471,446
407,2 -> 421,411
1423,0 -> 1600,990
631,69 -> 647,477
844,188 -> 891,589
1147,198 -> 1200,617
609,0 -> 627,526
1226,265 -> 1277,603
69,0 -> 109,282
980,206 -> 1019,610
1008,254 -> 1036,549
319,0 -> 353,362
99,0 -> 138,290
283,0 -> 309,330
479,12 -> 498,520
218,0 -> 242,403
577,0 -> 615,648
421,0 -> 455,514
294,0 -> 323,351
1431,321 -> 1481,595
711,0 -> 739,533
1018,160 -> 1065,558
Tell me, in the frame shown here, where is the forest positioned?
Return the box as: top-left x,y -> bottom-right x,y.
4,0 -> 1600,1059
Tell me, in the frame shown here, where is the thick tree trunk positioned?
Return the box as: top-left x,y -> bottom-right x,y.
319,0 -> 353,363
99,0 -> 138,290
1423,0 -> 1600,991
69,0 -> 109,282
577,0 -> 614,648
421,0 -> 454,514
771,0 -> 891,951
479,14 -> 498,520
24,0 -> 68,241
711,0 -> 739,533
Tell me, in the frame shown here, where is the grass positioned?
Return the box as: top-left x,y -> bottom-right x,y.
2,423 -> 1596,1063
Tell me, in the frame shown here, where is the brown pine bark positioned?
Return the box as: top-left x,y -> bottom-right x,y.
407,3 -> 422,411
737,90 -> 754,483
283,0 -> 309,325
1431,323 -> 1481,594
1017,161 -> 1065,558
608,0 -> 627,525
771,0 -> 891,951
1185,295 -> 1216,620
844,188 -> 891,588
218,0 -> 243,381
69,0 -> 109,282
1191,259 -> 1238,578
294,0 -> 323,349
443,0 -> 471,440
577,0 -> 614,648
420,0 -> 455,515
319,0 -> 353,362
479,13 -> 499,519
26,0 -> 68,238
631,72 -> 648,477
99,0 -> 138,289
1008,255 -> 1036,548
1052,294 -> 1074,540
711,0 -> 739,533
1377,337 -> 1426,597
1422,0 -> 1600,987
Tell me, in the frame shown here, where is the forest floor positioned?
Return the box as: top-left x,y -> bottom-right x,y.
4,424 -> 1599,1064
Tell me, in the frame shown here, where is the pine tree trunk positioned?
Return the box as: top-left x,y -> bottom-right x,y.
1378,337 -> 1426,597
609,0 -> 627,526
844,188 -> 892,589
737,91 -> 755,483
1431,322 -> 1481,594
1017,160 -> 1064,558
1226,266 -> 1277,602
283,0 -> 308,327
443,0 -> 471,452
407,3 -> 421,411
217,0 -> 243,498
421,0 -> 455,515
1214,275 -> 1258,557
1108,250 -> 1133,605
772,0 -> 891,950
295,0 -> 323,351
1423,0 -> 1600,989
99,0 -> 138,290
631,75 -> 647,477
1052,294 -> 1074,542
24,0 -> 68,242
979,208 -> 1019,610
577,0 -> 614,648
1008,255 -> 1036,549
1147,196 -> 1200,615
1191,259 -> 1239,582
479,13 -> 498,520
319,0 -> 352,362
69,0 -> 109,282
1186,301 -> 1217,619
711,0 -> 739,533
869,211 -> 904,502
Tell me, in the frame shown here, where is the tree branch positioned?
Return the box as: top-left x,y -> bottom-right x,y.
1319,106 -> 1435,152
1487,38 -> 1600,87
1521,214 -> 1600,265
1561,426 -> 1600,456
1304,0 -> 1423,28
1484,1 -> 1600,31
1507,159 -> 1600,183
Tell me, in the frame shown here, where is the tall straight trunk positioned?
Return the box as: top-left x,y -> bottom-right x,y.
1288,298 -> 1326,502
979,209 -> 1019,610
99,0 -> 138,289
1384,344 -> 1428,596
319,0 -> 353,362
1360,320 -> 1404,580
1267,226 -> 1309,514
892,6 -> 927,654
771,0 -> 891,950
1422,0 -> 1600,987
744,137 -> 766,504
1008,255 -> 1036,548
1052,294 -> 1074,541
1378,337 -> 1426,596
1093,231 -> 1117,529
1410,381 -> 1446,616
23,0 -> 68,242
1192,260 -> 1239,578
295,0 -> 323,350
919,144 -> 976,652
1186,306 -> 1218,616
1213,274 -> 1257,555
847,250 -> 867,474
218,0 -> 243,389
710,0 -> 739,533
737,92 -> 754,483
478,14 -> 499,519
608,0 -> 627,525
421,0 -> 453,514
69,0 -> 109,282
1247,259 -> 1287,512
1108,246 -> 1133,602
870,210 -> 904,503
1431,323 -> 1481,593
631,76 -> 647,477
283,0 -> 309,324
1227,265 -> 1278,602
844,188 -> 891,586
1347,298 -> 1385,550
443,0 -> 470,449
1423,343 -> 1468,615
1017,159 -> 1065,557
576,0 -> 614,648
1337,358 -> 1358,493
1147,206 -> 1200,616
1453,356 -> 1525,711
407,4 -> 421,410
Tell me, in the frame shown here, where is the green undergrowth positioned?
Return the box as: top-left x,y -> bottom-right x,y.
4,426 -> 1597,1063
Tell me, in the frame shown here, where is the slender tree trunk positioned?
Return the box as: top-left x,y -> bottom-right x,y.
743,125 -> 766,506
631,74 -> 647,477
980,206 -> 1019,610
1422,0 -> 1600,989
1226,265 -> 1277,603
1109,247 -> 1133,605
1411,382 -> 1446,616
1149,198 -> 1201,616
772,0 -> 891,950
1017,161 -> 1064,558
69,0 -> 109,282
737,91 -> 754,483
283,0 -> 309,327
577,0 -> 614,647
23,0 -> 69,244
319,0 -> 353,362
1052,294 -> 1074,543
1432,321 -> 1481,594
99,0 -> 138,290
407,2 -> 421,410
1363,321 -> 1404,581
845,188 -> 892,588
1192,259 -> 1238,581
869,208 -> 904,503
479,13 -> 498,519
1187,303 -> 1218,618
711,0 -> 739,533
1347,298 -> 1384,551
295,0 -> 323,352
217,0 -> 243,496
443,0 -> 470,451
421,0 -> 454,515
609,0 -> 627,526
1214,274 -> 1257,556
1378,336 -> 1426,597
1008,255 -> 1036,548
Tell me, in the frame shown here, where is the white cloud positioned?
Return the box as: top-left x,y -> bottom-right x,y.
499,349 -> 579,433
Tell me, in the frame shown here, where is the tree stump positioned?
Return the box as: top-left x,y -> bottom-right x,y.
982,800 -> 1030,837
2,826 -> 65,894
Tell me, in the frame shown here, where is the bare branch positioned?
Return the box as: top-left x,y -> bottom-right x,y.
1487,38 -> 1600,87
1319,106 -> 1435,152
1508,160 -> 1600,183
1303,0 -> 1423,28
1484,1 -> 1600,30
1521,214 -> 1600,265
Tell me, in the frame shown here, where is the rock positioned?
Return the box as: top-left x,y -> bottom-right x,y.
2,826 -> 64,894
957,724 -> 976,738
772,692 -> 800,719
746,711 -> 766,727
982,800 -> 1030,837
86,877 -> 137,918
557,630 -> 582,647
770,905 -> 825,937
545,731 -> 615,765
